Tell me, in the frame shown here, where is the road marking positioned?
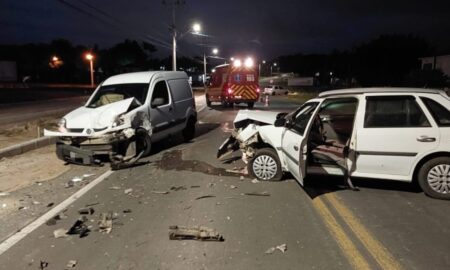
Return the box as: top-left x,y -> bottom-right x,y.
312,197 -> 372,270
325,193 -> 403,270
0,170 -> 113,256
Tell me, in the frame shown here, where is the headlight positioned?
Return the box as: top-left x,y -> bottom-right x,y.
112,114 -> 125,127
58,118 -> 66,128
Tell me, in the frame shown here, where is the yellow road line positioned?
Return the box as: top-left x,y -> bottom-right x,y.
325,193 -> 403,270
312,197 -> 372,270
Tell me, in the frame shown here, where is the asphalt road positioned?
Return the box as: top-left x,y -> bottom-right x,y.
0,96 -> 449,270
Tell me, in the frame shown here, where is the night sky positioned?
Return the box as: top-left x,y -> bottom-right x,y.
2,0 -> 450,59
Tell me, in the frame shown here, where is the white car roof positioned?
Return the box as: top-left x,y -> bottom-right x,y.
319,87 -> 446,98
102,71 -> 187,85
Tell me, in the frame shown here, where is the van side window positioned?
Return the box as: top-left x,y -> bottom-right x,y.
168,79 -> 192,101
421,97 -> 450,126
151,81 -> 170,106
364,96 -> 430,128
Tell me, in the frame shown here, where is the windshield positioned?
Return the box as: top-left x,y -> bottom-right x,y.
87,83 -> 149,108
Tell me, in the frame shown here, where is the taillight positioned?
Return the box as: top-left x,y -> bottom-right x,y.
227,88 -> 233,94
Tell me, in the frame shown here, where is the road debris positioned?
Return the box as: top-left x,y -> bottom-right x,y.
265,244 -> 287,254
67,218 -> 90,238
170,186 -> 187,191
85,202 -> 100,207
0,192 -> 10,196
124,188 -> 133,195
230,185 -> 237,189
123,209 -> 132,213
47,202 -> 54,208
53,228 -> 68,238
71,176 -> 83,183
32,201 -> 41,205
98,212 -> 113,234
242,191 -> 270,196
190,185 -> 200,188
251,179 -> 260,184
240,176 -> 245,180
151,190 -> 169,194
40,261 -> 49,270
195,195 -> 216,200
64,181 -> 74,188
169,225 -> 224,241
109,186 -> 121,190
66,260 -> 77,268
78,207 -> 95,215
18,206 -> 28,210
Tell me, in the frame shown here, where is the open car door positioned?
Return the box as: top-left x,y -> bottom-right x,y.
281,102 -> 320,185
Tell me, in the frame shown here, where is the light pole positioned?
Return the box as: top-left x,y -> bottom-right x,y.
85,53 -> 94,87
270,62 -> 277,76
172,23 -> 201,71
259,60 -> 266,77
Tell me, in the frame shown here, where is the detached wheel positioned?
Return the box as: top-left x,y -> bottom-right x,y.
136,130 -> 152,156
182,117 -> 196,142
247,102 -> 255,109
418,157 -> 450,200
248,148 -> 282,181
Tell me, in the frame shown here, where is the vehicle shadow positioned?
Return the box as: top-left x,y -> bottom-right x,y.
302,175 -> 422,200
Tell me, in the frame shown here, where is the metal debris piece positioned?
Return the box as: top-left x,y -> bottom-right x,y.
170,186 -> 187,191
78,207 -> 95,215
151,190 -> 169,194
53,228 -> 68,238
124,188 -> 133,195
67,218 -> 90,238
71,177 -> 83,183
230,185 -> 237,189
123,209 -> 132,213
242,191 -> 270,196
265,243 -> 287,254
98,212 -> 113,234
40,261 -> 49,270
47,202 -> 54,207
251,179 -> 260,184
195,195 -> 216,200
82,174 -> 95,178
66,260 -> 77,268
108,186 -> 121,190
168,225 -> 224,241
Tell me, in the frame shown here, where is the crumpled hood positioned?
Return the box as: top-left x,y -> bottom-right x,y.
234,110 -> 281,126
65,98 -> 134,129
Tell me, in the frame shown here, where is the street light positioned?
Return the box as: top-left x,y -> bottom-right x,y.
259,60 -> 266,77
212,48 -> 219,55
172,23 -> 202,71
270,62 -> 277,76
85,53 -> 94,87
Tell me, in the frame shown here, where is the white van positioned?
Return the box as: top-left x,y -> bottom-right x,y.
45,71 -> 196,168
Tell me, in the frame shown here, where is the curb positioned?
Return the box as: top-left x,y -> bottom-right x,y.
0,136 -> 57,159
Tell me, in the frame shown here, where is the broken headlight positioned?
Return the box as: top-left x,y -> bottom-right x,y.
112,114 -> 126,128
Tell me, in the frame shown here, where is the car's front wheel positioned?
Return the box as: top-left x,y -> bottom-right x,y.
136,129 -> 152,156
182,117 -> 196,142
418,157 -> 450,200
248,148 -> 282,181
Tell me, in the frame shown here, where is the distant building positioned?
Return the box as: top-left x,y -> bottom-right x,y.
419,55 -> 450,77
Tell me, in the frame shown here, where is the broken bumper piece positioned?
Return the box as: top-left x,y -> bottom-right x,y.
217,136 -> 239,159
56,142 -> 101,165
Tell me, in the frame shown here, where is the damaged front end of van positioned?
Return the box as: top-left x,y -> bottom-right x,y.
44,97 -> 152,169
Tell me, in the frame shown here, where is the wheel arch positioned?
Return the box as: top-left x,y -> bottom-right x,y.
412,151 -> 450,183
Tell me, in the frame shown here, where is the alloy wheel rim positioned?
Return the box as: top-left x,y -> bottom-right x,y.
427,164 -> 450,194
253,155 -> 277,180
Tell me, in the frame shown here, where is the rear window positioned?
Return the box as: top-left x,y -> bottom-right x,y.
87,83 -> 149,108
364,96 -> 430,128
421,97 -> 450,126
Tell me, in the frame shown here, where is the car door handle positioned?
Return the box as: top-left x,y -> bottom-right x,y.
417,136 -> 436,142
293,145 -> 299,151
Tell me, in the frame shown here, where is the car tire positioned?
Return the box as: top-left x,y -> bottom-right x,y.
418,157 -> 450,200
206,95 -> 211,107
182,117 -> 196,142
272,92 -> 276,96
248,148 -> 282,181
136,130 -> 152,157
247,102 -> 254,109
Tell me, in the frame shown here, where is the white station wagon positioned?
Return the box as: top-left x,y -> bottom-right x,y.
218,88 -> 450,200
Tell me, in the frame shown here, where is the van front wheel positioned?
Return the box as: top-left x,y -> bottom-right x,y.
418,157 -> 450,200
136,130 -> 152,156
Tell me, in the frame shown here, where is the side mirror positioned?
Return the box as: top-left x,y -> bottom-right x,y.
274,118 -> 286,127
151,98 -> 165,108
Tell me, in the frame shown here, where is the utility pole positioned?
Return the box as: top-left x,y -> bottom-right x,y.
163,0 -> 185,71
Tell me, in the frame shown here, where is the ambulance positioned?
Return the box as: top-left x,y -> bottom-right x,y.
205,57 -> 260,108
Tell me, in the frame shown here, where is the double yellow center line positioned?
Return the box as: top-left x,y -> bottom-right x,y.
313,193 -> 403,270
